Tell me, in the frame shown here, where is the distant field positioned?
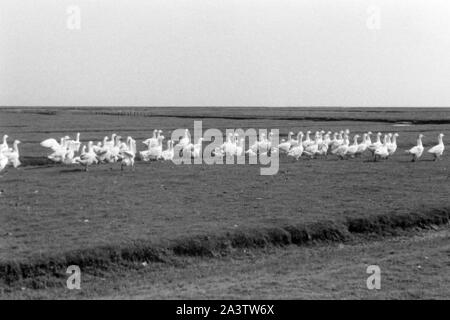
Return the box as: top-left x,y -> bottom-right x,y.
1,107 -> 450,157
0,107 -> 449,292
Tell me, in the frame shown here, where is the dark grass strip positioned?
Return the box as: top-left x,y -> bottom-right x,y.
88,110 -> 450,125
0,208 -> 448,287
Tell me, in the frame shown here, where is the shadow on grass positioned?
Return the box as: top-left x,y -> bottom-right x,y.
58,168 -> 85,173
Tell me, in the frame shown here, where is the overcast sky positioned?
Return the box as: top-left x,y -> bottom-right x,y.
1,0 -> 449,107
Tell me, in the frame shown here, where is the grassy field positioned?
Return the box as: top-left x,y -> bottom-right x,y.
0,107 -> 449,298
5,228 -> 448,299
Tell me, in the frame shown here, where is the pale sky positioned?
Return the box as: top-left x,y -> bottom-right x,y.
1,0 -> 450,107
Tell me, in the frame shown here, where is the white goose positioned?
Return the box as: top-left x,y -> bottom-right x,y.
303,132 -> 320,158
258,132 -> 273,152
368,132 -> 382,158
330,131 -> 344,152
355,133 -> 369,156
427,133 -> 445,161
143,130 -> 158,149
120,137 -> 136,170
387,133 -> 399,156
374,134 -> 389,161
302,131 -> 313,148
103,133 -> 117,149
344,129 -> 351,139
178,129 -> 191,149
287,132 -> 304,160
332,135 -> 350,159
223,133 -> 237,156
96,135 -> 121,163
76,141 -> 98,171
93,136 -> 109,155
366,131 -> 373,145
346,135 -> 360,158
72,145 -> 85,164
246,133 -> 265,154
62,148 -> 76,165
0,135 -> 9,153
1,140 -> 21,169
66,132 -> 81,153
191,138 -> 204,159
161,140 -> 175,161
328,132 -> 338,148
235,138 -> 245,157
290,131 -> 303,148
278,132 -> 294,153
141,135 -> 164,161
214,146 -> 227,157
0,152 -> 8,173
41,136 -> 71,163
105,135 -> 122,163
322,131 -> 332,147
316,138 -> 329,157
405,134 -> 424,162
308,131 -> 328,158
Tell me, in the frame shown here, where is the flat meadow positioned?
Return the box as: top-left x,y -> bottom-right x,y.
0,107 -> 449,296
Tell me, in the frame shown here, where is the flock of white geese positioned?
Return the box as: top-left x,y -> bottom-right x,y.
0,129 -> 446,173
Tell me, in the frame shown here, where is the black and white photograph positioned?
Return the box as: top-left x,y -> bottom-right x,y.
0,0 -> 449,305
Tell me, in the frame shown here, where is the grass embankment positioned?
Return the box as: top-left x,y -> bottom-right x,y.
1,207 -> 448,289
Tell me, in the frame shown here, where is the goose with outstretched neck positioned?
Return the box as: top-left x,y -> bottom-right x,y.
0,135 -> 9,153
120,137 -> 136,171
103,133 -> 116,148
374,134 -> 389,161
161,140 -> 174,160
66,132 -> 81,153
368,132 -> 382,158
76,141 -> 98,171
427,133 -> 445,161
223,133 -> 237,157
178,129 -> 191,149
346,134 -> 360,158
288,132 -> 304,160
387,133 -> 399,156
0,152 -> 8,172
290,131 -> 303,148
355,133 -> 369,156
302,130 -> 313,148
191,138 -> 204,159
304,132 -> 320,158
328,132 -> 338,148
330,131 -> 344,151
3,140 -> 21,168
332,135 -> 350,159
405,134 -> 424,162
143,130 -> 155,147
278,131 -> 294,153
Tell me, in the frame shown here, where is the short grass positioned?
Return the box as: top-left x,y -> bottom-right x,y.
4,228 -> 449,299
0,107 -> 449,291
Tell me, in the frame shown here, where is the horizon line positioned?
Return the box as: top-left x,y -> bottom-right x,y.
1,105 -> 450,109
